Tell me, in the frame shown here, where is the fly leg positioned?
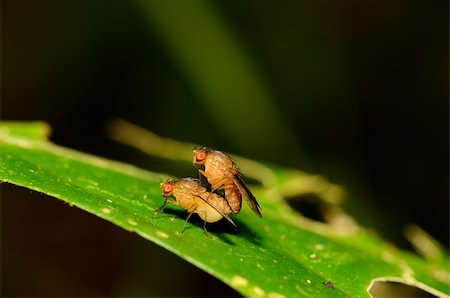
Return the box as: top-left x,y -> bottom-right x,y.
202,177 -> 228,201
198,172 -> 236,213
155,198 -> 168,212
197,168 -> 226,199
198,169 -> 204,182
182,212 -> 194,233
196,210 -> 211,238
203,221 -> 210,237
209,178 -> 238,213
222,183 -> 239,213
198,169 -> 209,185
198,169 -> 207,178
181,205 -> 197,233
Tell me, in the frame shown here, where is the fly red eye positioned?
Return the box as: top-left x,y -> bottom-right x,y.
162,183 -> 173,195
195,150 -> 207,162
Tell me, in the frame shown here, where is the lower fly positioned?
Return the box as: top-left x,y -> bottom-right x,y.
159,178 -> 236,236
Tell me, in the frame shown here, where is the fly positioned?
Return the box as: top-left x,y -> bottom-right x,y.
159,178 -> 236,235
193,147 -> 262,217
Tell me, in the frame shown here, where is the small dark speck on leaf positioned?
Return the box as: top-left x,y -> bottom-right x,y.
323,281 -> 334,289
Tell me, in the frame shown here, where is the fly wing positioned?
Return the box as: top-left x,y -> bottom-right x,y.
194,194 -> 236,227
233,175 -> 262,217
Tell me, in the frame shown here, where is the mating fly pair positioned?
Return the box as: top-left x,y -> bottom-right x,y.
158,148 -> 262,234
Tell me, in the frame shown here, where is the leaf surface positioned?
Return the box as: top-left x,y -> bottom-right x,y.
1,122 -> 448,298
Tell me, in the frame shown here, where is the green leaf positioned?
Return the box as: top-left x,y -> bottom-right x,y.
1,121 -> 449,297
0,121 -> 51,140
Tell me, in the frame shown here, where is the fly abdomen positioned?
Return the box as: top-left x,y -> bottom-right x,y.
225,185 -> 242,214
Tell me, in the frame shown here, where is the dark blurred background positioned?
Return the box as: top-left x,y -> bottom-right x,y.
2,0 -> 448,296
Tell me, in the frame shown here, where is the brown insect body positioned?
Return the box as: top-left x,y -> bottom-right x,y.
223,184 -> 243,215
193,148 -> 262,217
160,178 -> 235,228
